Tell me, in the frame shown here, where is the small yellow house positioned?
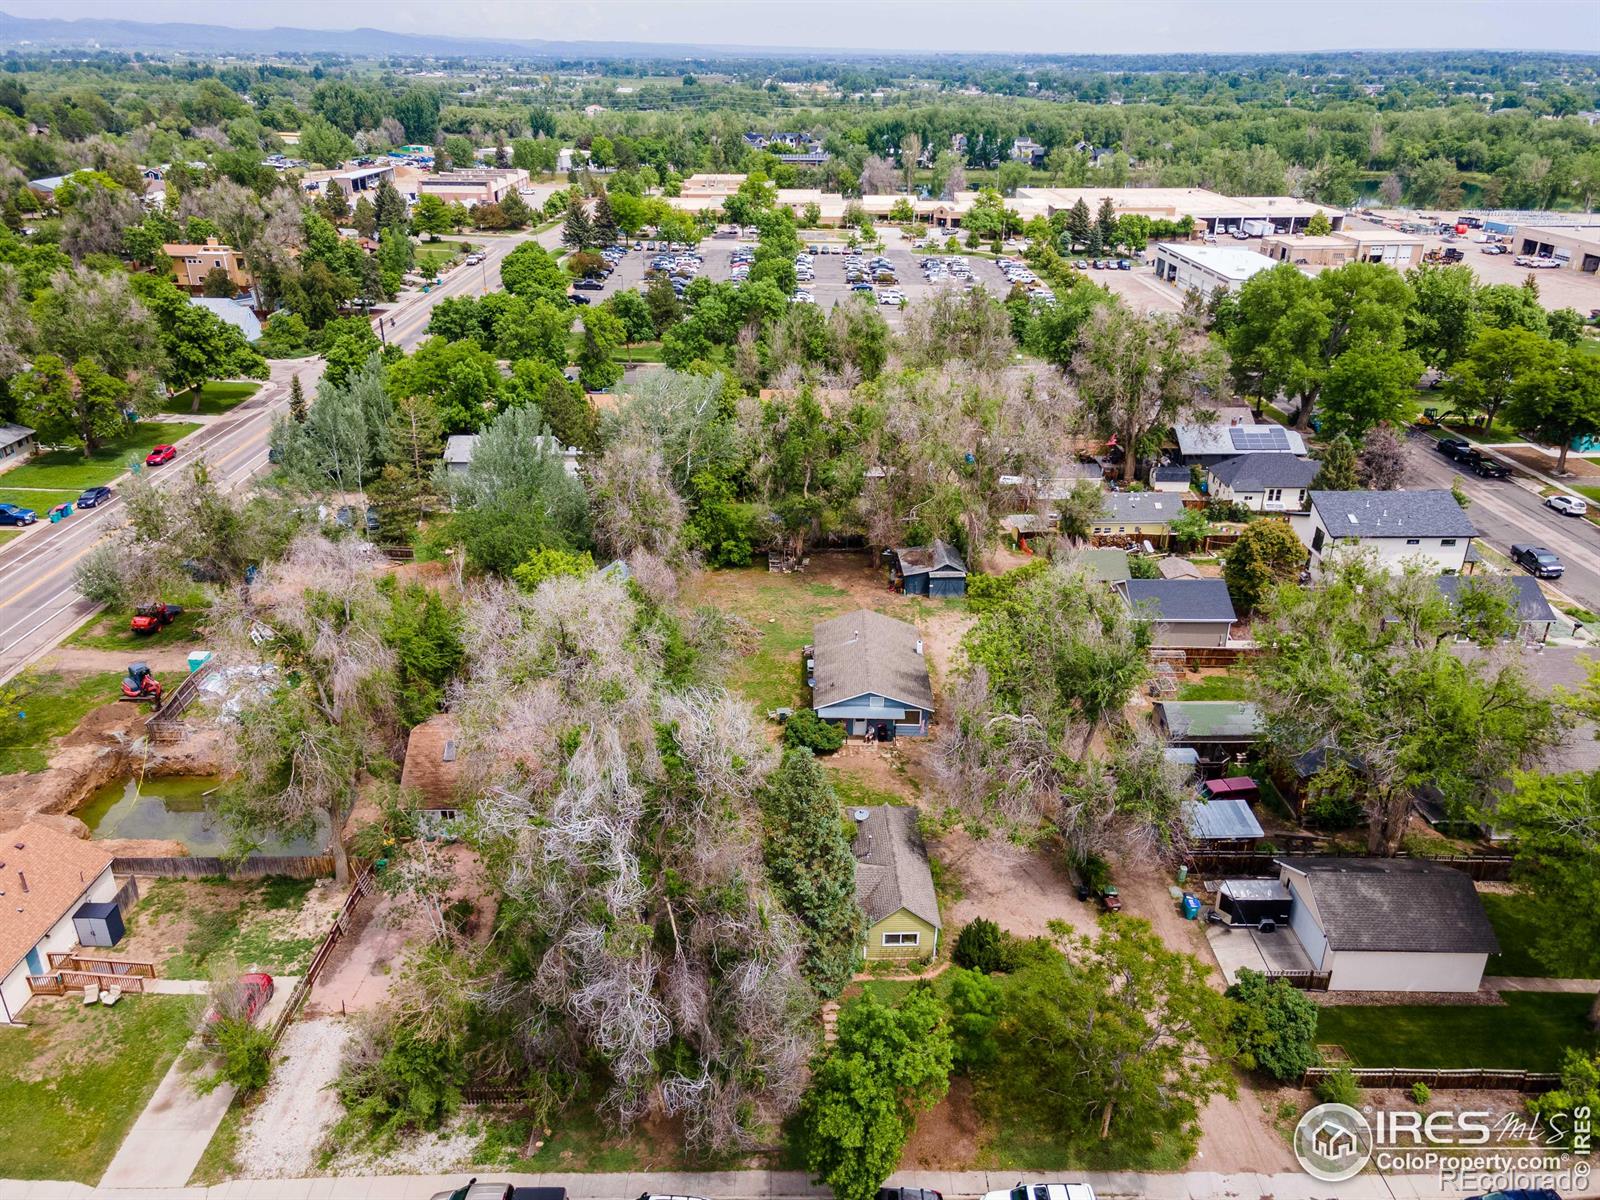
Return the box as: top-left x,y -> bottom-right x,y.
852,805 -> 941,961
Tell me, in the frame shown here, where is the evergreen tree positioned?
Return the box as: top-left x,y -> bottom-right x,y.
1065,197 -> 1092,246
562,191 -> 593,251
371,392 -> 444,535
761,749 -> 865,997
288,376 -> 309,423
498,189 -> 532,228
320,179 -> 350,224
590,189 -> 619,246
373,179 -> 407,234
1097,195 -> 1119,248
350,196 -> 377,239
1312,432 -> 1360,490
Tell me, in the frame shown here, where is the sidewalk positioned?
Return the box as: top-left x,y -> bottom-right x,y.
1486,974 -> 1600,993
3,1166 -> 1599,1200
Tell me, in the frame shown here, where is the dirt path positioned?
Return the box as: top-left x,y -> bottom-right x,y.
37,645 -> 196,674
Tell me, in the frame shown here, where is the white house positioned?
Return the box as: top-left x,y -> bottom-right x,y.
442,434 -> 580,477
1204,453 -> 1320,513
0,824 -> 118,1024
1292,490 -> 1476,575
1278,857 -> 1498,992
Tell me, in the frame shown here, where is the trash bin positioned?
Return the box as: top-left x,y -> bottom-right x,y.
1176,865 -> 1189,886
1181,893 -> 1201,920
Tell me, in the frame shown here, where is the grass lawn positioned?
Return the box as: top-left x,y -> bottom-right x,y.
1316,992 -> 1600,1071
416,243 -> 467,272
0,670 -> 126,774
0,423 -> 201,492
158,381 -> 261,417
1177,673 -> 1252,701
136,876 -> 322,979
67,604 -> 208,653
686,567 -> 856,713
0,488 -> 80,512
0,994 -> 196,1182
826,767 -> 914,808
1483,892 -> 1600,978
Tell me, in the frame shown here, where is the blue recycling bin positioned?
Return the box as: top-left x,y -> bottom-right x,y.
1181,893 -> 1201,921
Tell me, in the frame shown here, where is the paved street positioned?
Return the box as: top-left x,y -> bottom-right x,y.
1402,429 -> 1600,615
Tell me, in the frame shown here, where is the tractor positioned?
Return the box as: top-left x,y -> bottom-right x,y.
120,663 -> 163,710
130,603 -> 183,635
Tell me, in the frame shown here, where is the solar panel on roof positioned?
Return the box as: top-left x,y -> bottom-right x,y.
1228,426 -> 1290,451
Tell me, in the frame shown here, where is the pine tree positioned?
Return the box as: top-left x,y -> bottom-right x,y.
370,392 -> 443,533
1066,196 -> 1093,247
1313,432 -> 1360,490
288,376 -> 308,423
590,189 -> 619,247
1097,195 -> 1118,248
373,180 -> 407,234
561,192 -> 592,251
320,179 -> 350,224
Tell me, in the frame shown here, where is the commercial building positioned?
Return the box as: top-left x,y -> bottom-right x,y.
1153,242 -> 1279,296
417,168 -> 530,207
299,163 -> 395,197
1515,225 -> 1600,274
161,238 -> 252,293
1262,229 -> 1425,269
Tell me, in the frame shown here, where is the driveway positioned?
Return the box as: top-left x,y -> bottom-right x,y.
1205,920 -> 1313,985
98,977 -> 299,1188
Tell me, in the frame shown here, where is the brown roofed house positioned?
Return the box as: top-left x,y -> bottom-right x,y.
851,805 -> 940,960
400,714 -> 466,829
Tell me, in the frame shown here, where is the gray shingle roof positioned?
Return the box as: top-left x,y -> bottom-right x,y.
1150,465 -> 1193,483
1310,490 -> 1478,539
852,805 -> 940,928
812,609 -> 934,713
1435,575 -> 1556,626
1208,453 -> 1320,491
1176,422 -> 1308,458
1183,798 -> 1265,840
1278,857 -> 1499,955
1123,579 -> 1238,623
891,539 -> 966,578
1100,492 -> 1185,525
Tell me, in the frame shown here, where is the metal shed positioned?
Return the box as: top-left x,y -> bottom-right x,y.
72,900 -> 125,948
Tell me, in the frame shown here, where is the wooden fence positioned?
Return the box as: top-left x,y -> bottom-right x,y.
29,970 -> 147,996
461,1085 -> 528,1107
46,952 -> 156,977
380,545 -> 415,562
266,864 -> 376,1050
1263,969 -> 1333,991
112,854 -> 336,879
111,874 -> 141,913
1301,1066 -> 1561,1093
1182,849 -> 1514,882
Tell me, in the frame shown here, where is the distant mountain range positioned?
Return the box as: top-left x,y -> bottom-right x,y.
0,10 -> 853,60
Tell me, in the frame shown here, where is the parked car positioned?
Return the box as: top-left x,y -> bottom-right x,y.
1099,885 -> 1122,913
76,485 -> 113,508
568,293 -> 590,305
145,444 -> 177,466
1480,244 -> 1510,255
204,972 -> 274,1032
983,1183 -> 1096,1200
0,502 -> 36,526
573,277 -> 605,291
433,1185 -> 569,1200
1547,494 -> 1589,517
879,1189 -> 943,1200
1461,452 -> 1509,479
1511,544 -> 1564,578
131,603 -> 183,635
1434,436 -> 1473,461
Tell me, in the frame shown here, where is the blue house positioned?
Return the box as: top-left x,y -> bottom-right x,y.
810,610 -> 934,740
887,540 -> 967,597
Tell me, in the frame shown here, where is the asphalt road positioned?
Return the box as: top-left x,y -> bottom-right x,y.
1403,429 -> 1600,613
0,227 -> 568,685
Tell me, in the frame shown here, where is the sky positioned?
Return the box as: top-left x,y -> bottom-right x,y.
17,0 -> 1600,55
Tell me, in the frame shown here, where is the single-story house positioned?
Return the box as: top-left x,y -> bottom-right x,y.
1175,421 -> 1307,468
1155,700 -> 1263,769
1148,464 -> 1193,493
1277,857 -> 1499,992
189,296 -> 262,341
399,713 -> 465,829
852,805 -> 940,960
887,540 -> 967,597
0,423 -> 36,468
1118,579 -> 1238,648
443,433 -> 581,477
1090,492 -> 1186,546
1204,453 -> 1320,514
1291,490 -> 1477,575
0,824 -> 119,1025
810,609 -> 934,739
1182,797 -> 1265,848
1436,574 -> 1557,644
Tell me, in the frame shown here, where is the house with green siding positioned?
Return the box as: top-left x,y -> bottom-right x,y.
852,805 -> 941,961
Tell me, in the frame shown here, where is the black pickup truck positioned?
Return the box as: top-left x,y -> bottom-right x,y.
431,1183 -> 568,1200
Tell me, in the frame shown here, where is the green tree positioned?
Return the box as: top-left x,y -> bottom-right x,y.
1223,519 -> 1306,614
1504,343 -> 1600,474
797,986 -> 954,1200
510,545 -> 594,591
1318,336 -> 1424,437
1064,197 -> 1093,247
645,273 -> 683,332
410,194 -> 452,239
1304,210 -> 1332,237
1167,507 -> 1212,552
1225,969 -> 1319,1082
1530,1050 -> 1600,1144
1477,281 -> 1549,335
561,192 -> 593,251
300,116 -> 355,168
373,180 -> 408,235
1405,263 -> 1479,369
13,354 -> 128,454
133,274 -> 268,404
387,337 -> 501,434
369,391 -> 443,535
503,358 -> 597,453
288,376 -> 309,423
605,289 -> 655,344
1445,327 -> 1554,433
576,307 -> 624,392
1055,478 -> 1109,544
500,242 -> 571,306
760,748 -> 865,997
951,918 -> 1011,974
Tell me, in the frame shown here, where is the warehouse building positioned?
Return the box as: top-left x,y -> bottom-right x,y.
1515,225 -> 1600,274
1153,242 -> 1279,295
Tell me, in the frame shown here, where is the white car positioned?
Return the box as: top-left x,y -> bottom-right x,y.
1547,494 -> 1589,517
983,1185 -> 1096,1200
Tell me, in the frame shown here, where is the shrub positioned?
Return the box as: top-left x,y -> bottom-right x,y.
952,918 -> 1012,974
784,708 -> 846,754
1225,969 -> 1320,1082
1128,554 -> 1161,579
1410,1081 -> 1432,1105
199,1017 -> 275,1093
1316,1066 -> 1362,1107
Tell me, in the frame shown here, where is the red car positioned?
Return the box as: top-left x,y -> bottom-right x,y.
145,444 -> 177,466
204,972 -> 275,1031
